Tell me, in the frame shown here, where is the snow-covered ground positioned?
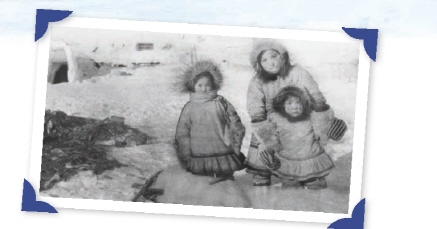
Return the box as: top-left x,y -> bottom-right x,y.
40,26 -> 359,214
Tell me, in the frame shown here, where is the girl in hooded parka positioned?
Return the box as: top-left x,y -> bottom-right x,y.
174,59 -> 246,184
245,39 -> 347,186
255,86 -> 340,190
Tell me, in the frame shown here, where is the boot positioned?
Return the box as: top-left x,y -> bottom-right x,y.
209,174 -> 235,185
253,174 -> 271,186
303,177 -> 327,190
282,179 -> 303,189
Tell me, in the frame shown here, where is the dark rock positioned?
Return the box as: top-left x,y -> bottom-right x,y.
40,110 -> 150,192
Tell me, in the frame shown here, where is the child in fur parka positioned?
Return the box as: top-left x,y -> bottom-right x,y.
245,38 -> 347,186
174,59 -> 246,184
255,86 -> 337,190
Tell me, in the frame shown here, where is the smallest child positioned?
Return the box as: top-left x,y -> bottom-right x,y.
253,86 -> 345,190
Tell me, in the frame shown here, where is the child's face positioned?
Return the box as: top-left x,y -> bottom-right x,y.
260,49 -> 282,75
194,77 -> 213,93
284,96 -> 303,117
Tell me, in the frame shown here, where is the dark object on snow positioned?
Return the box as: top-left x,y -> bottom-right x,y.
113,64 -> 127,68
41,144 -> 125,191
40,110 -> 149,191
118,71 -> 132,76
131,62 -> 161,68
136,42 -> 154,51
44,110 -> 148,147
162,43 -> 172,50
132,170 -> 164,202
93,62 -> 101,69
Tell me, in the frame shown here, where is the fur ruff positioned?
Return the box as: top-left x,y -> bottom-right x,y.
272,86 -> 313,122
251,121 -> 283,152
250,39 -> 288,70
175,59 -> 224,93
215,96 -> 246,154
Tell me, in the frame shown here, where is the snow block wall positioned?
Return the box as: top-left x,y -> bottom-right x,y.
48,43 -> 112,84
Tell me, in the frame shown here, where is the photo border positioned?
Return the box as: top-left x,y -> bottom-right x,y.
28,17 -> 370,224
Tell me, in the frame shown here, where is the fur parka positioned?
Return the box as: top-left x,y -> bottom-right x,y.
247,86 -> 335,181
174,59 -> 246,176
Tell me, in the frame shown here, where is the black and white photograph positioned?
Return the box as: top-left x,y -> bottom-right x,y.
29,18 -> 370,223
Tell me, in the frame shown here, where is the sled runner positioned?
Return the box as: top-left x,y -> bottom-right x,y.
131,170 -> 164,202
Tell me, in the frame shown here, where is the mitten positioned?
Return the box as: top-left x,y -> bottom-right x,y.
260,149 -> 281,170
327,117 -> 347,141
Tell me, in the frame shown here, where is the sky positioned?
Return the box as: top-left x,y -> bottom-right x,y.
2,0 -> 437,37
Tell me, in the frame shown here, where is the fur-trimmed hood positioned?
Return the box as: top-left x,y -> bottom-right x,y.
250,39 -> 288,70
175,59 -> 224,93
272,86 -> 314,121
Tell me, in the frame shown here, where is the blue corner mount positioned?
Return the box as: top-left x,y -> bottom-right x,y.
21,178 -> 58,213
342,27 -> 379,62
35,9 -> 73,42
327,198 -> 366,229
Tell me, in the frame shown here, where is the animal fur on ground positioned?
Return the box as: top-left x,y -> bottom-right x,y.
143,165 -> 251,208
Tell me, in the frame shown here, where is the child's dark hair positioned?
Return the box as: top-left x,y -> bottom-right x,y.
186,71 -> 217,93
272,86 -> 313,122
256,49 -> 292,83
